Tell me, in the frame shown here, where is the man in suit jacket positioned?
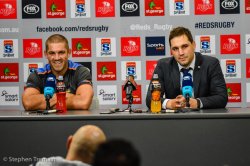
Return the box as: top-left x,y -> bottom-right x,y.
146,27 -> 228,110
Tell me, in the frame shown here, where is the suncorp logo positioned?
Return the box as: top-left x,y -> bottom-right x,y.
122,2 -> 138,12
24,4 -> 39,14
221,0 -> 238,9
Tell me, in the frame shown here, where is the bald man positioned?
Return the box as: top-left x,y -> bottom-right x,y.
35,125 -> 106,166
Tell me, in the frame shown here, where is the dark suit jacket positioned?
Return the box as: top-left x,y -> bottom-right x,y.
146,52 -> 228,109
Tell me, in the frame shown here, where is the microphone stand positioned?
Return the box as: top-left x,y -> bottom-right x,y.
185,94 -> 190,108
45,95 -> 51,110
123,94 -> 134,113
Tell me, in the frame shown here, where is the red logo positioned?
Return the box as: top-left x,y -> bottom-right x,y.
72,38 -> 91,57
46,0 -> 66,18
122,85 -> 141,104
97,61 -> 116,81
146,61 -> 157,80
145,0 -> 165,16
246,0 -> 250,13
0,0 -> 17,19
121,37 -> 141,56
23,39 -> 43,58
0,63 -> 19,82
95,0 -> 115,17
220,34 -> 241,54
246,59 -> 250,78
226,83 -> 241,102
194,0 -> 214,15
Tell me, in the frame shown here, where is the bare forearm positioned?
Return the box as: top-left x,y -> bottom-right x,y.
22,94 -> 47,111
66,93 -> 92,110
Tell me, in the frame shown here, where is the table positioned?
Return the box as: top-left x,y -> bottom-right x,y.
1,108 -> 250,166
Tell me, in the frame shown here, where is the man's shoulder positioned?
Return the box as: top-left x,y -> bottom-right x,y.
36,64 -> 51,75
68,60 -> 83,71
197,52 -> 219,62
34,156 -> 90,166
158,57 -> 174,64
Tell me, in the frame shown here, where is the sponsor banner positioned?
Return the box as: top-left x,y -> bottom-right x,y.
23,39 -> 43,58
96,61 -> 116,81
146,61 -> 157,80
0,86 -> 19,105
96,37 -> 116,57
72,38 -> 91,57
23,62 -> 43,82
0,63 -> 19,82
0,0 -> 17,19
96,0 -> 115,17
46,0 -> 66,18
121,61 -> 141,80
246,59 -> 250,78
145,36 -> 165,56
145,0 -> 164,16
97,85 -> 117,105
221,59 -> 241,79
220,34 -> 241,54
22,0 -> 41,19
121,37 -> 141,56
194,0 -> 214,15
122,84 -> 141,104
246,0 -> 250,13
0,39 -> 18,58
247,83 -> 250,102
169,0 -> 190,16
120,0 -> 140,17
246,34 -> 250,54
220,0 -> 240,14
77,62 -> 92,76
70,0 -> 90,18
226,83 -> 241,102
195,35 -> 215,55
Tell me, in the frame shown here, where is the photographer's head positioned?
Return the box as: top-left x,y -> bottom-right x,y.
93,139 -> 141,166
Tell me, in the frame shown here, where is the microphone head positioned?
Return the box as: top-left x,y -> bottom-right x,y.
182,72 -> 193,98
44,74 -> 56,98
44,87 -> 55,98
45,74 -> 56,89
182,86 -> 193,98
182,73 -> 193,87
123,75 -> 137,91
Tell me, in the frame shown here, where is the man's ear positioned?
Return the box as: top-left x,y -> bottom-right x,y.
44,51 -> 48,59
192,41 -> 196,49
66,135 -> 73,151
68,49 -> 72,58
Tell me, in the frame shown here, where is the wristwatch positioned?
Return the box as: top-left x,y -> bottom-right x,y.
196,98 -> 200,109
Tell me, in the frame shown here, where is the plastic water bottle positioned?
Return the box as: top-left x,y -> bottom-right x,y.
56,76 -> 67,113
150,74 -> 161,113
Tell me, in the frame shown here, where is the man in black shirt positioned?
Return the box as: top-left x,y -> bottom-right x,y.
22,34 -> 93,111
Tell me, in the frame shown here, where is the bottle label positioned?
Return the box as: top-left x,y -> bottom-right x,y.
152,90 -> 161,101
56,81 -> 66,92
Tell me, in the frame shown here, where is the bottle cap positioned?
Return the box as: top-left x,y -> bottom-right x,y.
153,74 -> 159,79
58,76 -> 63,81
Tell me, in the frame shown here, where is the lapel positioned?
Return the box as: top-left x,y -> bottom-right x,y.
171,59 -> 181,95
193,52 -> 202,98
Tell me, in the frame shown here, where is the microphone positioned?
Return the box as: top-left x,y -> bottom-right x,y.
123,75 -> 137,100
182,72 -> 193,107
44,74 -> 56,110
44,74 -> 56,99
123,75 -> 137,113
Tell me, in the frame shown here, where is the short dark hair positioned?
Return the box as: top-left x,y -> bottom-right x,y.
45,34 -> 69,52
93,139 -> 141,166
169,26 -> 194,47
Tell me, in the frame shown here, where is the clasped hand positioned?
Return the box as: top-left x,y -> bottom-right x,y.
166,95 -> 198,110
